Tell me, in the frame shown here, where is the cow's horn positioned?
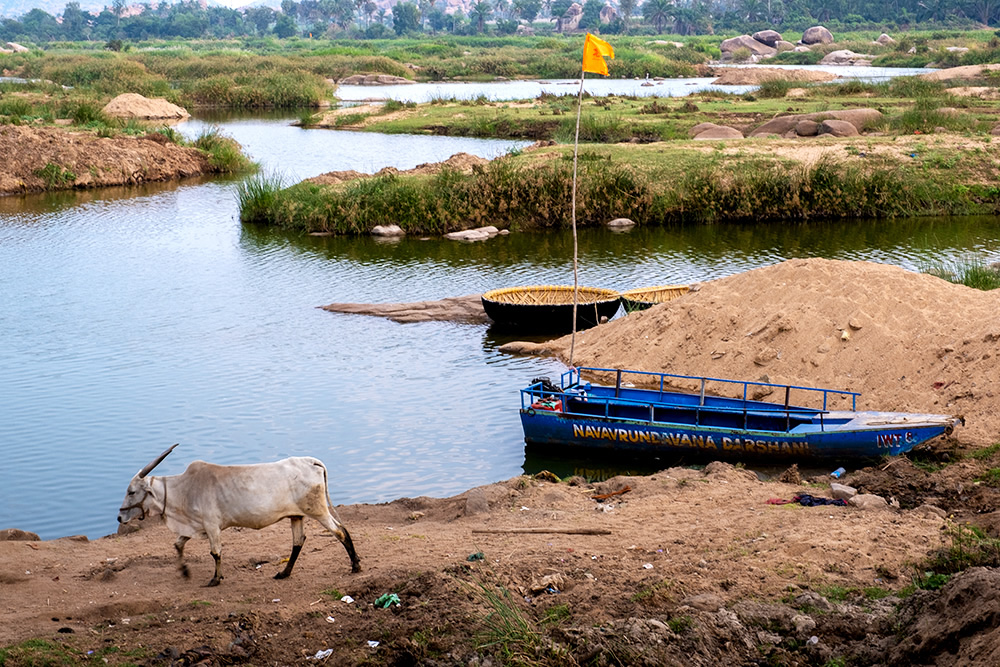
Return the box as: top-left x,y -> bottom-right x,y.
138,443 -> 178,478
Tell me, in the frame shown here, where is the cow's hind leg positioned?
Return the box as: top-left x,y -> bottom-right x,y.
205,526 -> 224,587
275,516 -> 305,580
315,513 -> 361,573
174,536 -> 191,579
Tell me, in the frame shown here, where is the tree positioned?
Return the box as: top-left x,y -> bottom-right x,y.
642,0 -> 672,33
61,1 -> 88,40
112,0 -> 127,26
579,0 -> 603,27
391,1 -> 420,34
245,6 -> 275,34
550,0 -> 573,18
513,0 -> 541,22
469,0 -> 492,31
273,11 -> 297,36
617,0 -> 635,31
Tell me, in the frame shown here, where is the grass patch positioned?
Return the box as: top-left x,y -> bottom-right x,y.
193,128 -> 255,173
968,442 -> 1000,460
977,468 -> 1000,486
667,614 -> 694,633
34,163 -> 76,189
540,604 -> 571,626
237,172 -> 285,224
919,521 -> 1000,580
923,257 -> 1000,290
471,578 -> 543,664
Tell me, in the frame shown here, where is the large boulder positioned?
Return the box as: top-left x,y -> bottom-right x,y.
5,41 -> 29,52
339,74 -> 413,85
719,34 -> 777,57
752,29 -> 783,47
819,49 -> 875,66
876,33 -> 896,46
556,2 -> 582,32
818,119 -> 859,137
801,26 -> 834,45
748,108 -> 883,137
693,126 -> 744,140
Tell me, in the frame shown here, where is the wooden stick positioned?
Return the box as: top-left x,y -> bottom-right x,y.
592,485 -> 632,501
472,528 -> 611,535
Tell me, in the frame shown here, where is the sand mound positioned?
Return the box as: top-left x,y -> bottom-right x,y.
511,258 -> 1000,446
711,67 -> 837,85
102,93 -> 190,120
307,152 -> 489,186
920,63 -> 1000,81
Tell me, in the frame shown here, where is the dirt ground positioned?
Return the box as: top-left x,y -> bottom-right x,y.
0,125 -> 224,196
4,258 -> 1000,666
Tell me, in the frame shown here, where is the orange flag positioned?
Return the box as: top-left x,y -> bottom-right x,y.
582,33 -> 614,76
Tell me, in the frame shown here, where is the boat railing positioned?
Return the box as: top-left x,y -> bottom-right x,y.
562,366 -> 859,412
521,367 -> 860,434
521,382 -> 828,433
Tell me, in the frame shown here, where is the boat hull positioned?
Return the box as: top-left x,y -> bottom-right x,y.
521,410 -> 955,461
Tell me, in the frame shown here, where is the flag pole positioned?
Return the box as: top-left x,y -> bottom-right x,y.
569,71 -> 586,368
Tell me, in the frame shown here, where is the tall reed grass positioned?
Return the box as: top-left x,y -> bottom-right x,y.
249,155 -> 954,234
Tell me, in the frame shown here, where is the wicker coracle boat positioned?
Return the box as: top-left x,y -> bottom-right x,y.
619,284 -> 690,313
481,285 -> 621,333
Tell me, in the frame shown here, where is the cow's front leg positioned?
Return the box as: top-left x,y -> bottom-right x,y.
275,516 -> 305,579
205,527 -> 224,587
174,535 -> 191,579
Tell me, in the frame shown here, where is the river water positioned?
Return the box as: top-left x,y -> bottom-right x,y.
2,81 -> 998,540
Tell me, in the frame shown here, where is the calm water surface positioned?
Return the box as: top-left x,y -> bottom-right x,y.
2,112 -> 998,540
335,66 -> 930,103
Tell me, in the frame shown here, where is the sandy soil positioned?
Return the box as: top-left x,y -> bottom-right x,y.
710,67 -> 838,85
0,125 -> 224,196
4,259 -> 1000,665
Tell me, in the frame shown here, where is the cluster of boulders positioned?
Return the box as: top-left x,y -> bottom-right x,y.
720,26 -> 834,62
689,108 -> 882,141
338,74 -> 413,86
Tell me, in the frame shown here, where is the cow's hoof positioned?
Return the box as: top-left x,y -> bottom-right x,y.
274,571 -> 290,580
180,565 -> 190,579
206,577 -> 222,587
351,564 -> 362,574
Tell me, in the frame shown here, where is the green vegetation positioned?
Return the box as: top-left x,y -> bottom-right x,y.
0,639 -> 148,666
34,163 -> 76,189
968,442 -> 1000,460
924,258 -> 1000,290
903,521 -> 1000,594
472,578 -> 544,663
193,127 -> 256,172
247,138 -> 1000,234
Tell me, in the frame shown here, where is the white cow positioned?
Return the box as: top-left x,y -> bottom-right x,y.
118,444 -> 361,586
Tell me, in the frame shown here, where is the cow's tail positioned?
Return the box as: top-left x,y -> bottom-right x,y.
315,459 -> 346,525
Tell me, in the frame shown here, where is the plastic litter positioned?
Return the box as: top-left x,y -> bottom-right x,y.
325,616 -> 335,624
807,636 -> 819,646
374,593 -> 401,608
642,563 -> 653,570
367,641 -> 380,648
340,595 -> 354,604
831,467 -> 846,478
306,649 -> 333,660
467,552 -> 485,562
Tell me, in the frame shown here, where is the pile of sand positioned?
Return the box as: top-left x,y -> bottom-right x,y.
101,93 -> 190,121
711,67 -> 838,85
510,258 -> 1000,446
920,63 -> 1000,81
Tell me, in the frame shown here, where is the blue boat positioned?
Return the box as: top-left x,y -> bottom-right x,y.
520,367 -> 963,461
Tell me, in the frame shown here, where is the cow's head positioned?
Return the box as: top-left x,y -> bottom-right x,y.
117,444 -> 177,524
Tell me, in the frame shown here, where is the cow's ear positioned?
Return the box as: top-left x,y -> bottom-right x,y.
138,444 -> 178,478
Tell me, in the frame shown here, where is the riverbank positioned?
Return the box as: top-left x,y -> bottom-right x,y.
3,459 -> 1000,666
4,258 -> 1000,665
0,125 -> 252,196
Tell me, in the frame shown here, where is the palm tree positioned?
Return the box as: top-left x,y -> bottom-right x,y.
642,0 -> 672,34
470,0 -> 492,32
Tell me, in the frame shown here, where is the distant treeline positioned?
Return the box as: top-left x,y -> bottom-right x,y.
0,0 -> 993,46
